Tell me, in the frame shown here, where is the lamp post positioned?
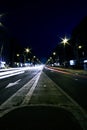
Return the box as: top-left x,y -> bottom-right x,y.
74,43 -> 83,68
24,47 -> 31,64
16,54 -> 20,67
52,52 -> 56,63
25,48 -> 31,53
61,36 -> 69,66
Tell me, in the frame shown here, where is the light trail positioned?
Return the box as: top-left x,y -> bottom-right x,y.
0,65 -> 44,79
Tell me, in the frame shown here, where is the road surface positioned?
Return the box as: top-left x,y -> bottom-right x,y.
0,65 -> 87,129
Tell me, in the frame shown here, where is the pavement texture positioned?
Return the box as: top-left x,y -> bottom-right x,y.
0,67 -> 87,129
29,71 -> 87,130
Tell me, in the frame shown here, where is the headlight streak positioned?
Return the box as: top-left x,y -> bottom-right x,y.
0,65 -> 44,79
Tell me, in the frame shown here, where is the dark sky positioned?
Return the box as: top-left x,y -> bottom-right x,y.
0,0 -> 87,62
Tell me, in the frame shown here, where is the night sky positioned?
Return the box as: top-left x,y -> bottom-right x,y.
0,0 -> 87,63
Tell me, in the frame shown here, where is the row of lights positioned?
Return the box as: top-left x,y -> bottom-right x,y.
47,36 -> 83,63
16,47 -> 40,63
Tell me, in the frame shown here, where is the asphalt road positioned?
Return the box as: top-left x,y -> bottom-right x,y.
0,67 -> 41,105
43,67 -> 87,111
0,66 -> 87,110
0,66 -> 87,129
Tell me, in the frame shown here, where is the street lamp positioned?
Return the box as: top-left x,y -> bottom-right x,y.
50,57 -> 52,60
61,36 -> 69,66
53,52 -> 56,56
16,54 -> 20,67
61,36 -> 69,46
25,48 -> 31,53
24,47 -> 31,64
17,54 -> 20,57
78,45 -> 82,49
74,45 -> 83,67
33,56 -> 36,58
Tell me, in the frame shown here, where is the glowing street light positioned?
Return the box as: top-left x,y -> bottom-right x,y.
33,56 -> 36,58
25,48 -> 31,53
17,54 -> 20,57
50,57 -> 52,59
24,47 -> 31,64
78,45 -> 82,49
61,36 -> 69,46
61,36 -> 70,66
53,52 -> 56,56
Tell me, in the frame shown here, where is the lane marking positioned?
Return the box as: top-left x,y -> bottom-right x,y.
0,71 -> 42,115
0,71 -> 24,79
0,69 -> 24,76
6,79 -> 21,88
22,72 -> 41,105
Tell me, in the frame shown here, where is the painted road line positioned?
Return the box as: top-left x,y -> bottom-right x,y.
0,71 -> 24,79
0,69 -> 23,76
6,79 -> 21,88
22,71 -> 42,105
0,71 -> 42,117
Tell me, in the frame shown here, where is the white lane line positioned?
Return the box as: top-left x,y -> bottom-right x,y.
0,71 -> 24,79
0,69 -> 23,76
22,71 -> 42,105
0,71 -> 42,113
6,79 -> 21,88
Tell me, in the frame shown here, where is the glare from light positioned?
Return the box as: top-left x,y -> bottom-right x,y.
0,70 -> 25,79
17,63 -> 19,66
50,57 -> 52,59
0,65 -> 44,79
20,63 -> 23,67
17,54 -> 20,57
0,61 -> 6,68
48,59 -> 50,62
33,56 -> 36,58
0,69 -> 24,76
61,36 -> 69,46
53,52 -> 56,55
84,60 -> 87,63
28,58 -> 30,61
78,45 -> 82,49
54,62 -> 60,66
70,60 -> 75,65
25,48 -> 31,53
